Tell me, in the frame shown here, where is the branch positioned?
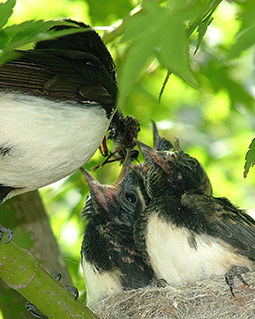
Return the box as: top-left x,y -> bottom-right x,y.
0,234 -> 98,319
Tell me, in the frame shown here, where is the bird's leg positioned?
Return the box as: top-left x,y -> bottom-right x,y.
26,273 -> 79,318
0,224 -> 13,244
225,266 -> 250,297
99,136 -> 109,157
92,144 -> 125,170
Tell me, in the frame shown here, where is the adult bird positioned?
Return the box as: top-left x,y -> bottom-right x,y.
80,154 -> 153,306
134,139 -> 255,296
0,20 -> 117,203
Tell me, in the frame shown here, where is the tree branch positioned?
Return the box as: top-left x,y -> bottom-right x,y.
0,235 -> 98,319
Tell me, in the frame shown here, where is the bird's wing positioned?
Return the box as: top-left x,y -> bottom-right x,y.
181,192 -> 255,260
0,49 -> 116,106
103,224 -> 153,288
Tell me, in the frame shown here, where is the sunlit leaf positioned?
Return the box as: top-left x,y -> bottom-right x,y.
202,61 -> 255,110
119,0 -> 204,104
0,0 -> 16,29
86,0 -> 134,25
156,12 -> 199,88
194,13 -> 214,54
0,20 -> 92,65
244,138 -> 255,178
228,25 -> 255,59
118,35 -> 155,107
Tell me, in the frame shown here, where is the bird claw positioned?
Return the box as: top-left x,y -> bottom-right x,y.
53,272 -> 79,300
0,224 -> 13,244
25,273 -> 79,318
26,301 -> 47,319
65,285 -> 79,300
225,266 -> 249,297
157,278 -> 168,288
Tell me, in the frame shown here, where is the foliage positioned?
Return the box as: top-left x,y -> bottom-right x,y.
0,0 -> 93,65
1,0 -> 255,317
244,138 -> 255,178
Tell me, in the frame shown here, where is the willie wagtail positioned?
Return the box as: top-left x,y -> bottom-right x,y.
134,137 -> 255,296
132,121 -> 212,197
80,154 -> 153,306
0,20 -> 118,203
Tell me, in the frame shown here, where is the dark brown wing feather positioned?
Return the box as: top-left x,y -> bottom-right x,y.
181,193 -> 255,260
0,21 -> 117,109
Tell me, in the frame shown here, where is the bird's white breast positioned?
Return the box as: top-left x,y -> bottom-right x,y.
0,92 -> 111,196
82,256 -> 122,306
146,211 -> 254,285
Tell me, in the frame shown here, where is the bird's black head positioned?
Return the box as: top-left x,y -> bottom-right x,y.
82,153 -> 149,227
136,139 -> 212,198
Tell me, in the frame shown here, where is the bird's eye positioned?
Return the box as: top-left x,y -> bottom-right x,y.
124,191 -> 137,204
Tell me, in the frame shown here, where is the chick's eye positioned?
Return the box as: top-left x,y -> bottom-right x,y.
125,191 -> 137,204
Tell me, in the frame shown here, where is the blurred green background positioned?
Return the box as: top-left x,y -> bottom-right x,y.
1,0 -> 255,308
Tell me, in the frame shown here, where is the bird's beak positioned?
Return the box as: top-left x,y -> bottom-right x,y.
152,120 -> 161,149
113,150 -> 131,186
135,140 -> 167,170
152,120 -> 174,151
135,139 -> 178,175
81,168 -> 116,211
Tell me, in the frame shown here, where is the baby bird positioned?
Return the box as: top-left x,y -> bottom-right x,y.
152,120 -> 212,196
80,155 -> 153,306
134,138 -> 255,296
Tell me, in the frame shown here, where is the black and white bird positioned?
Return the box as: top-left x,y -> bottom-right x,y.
0,20 -> 118,203
134,138 -> 255,296
132,121 -> 212,197
80,155 -> 153,306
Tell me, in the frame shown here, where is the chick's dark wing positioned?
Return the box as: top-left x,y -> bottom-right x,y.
181,193 -> 255,260
103,224 -> 153,288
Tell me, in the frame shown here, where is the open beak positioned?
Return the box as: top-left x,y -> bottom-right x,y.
80,151 -> 132,210
135,139 -> 179,175
81,168 -> 119,211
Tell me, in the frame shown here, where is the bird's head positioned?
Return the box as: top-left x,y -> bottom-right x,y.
82,152 -> 149,226
136,139 -> 212,198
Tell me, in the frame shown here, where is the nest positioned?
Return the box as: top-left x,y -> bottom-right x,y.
90,271 -> 255,319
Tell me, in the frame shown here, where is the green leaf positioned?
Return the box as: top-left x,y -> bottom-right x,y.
228,25 -> 255,59
0,49 -> 19,65
86,0 -> 134,25
0,20 -> 91,65
0,30 -> 9,48
119,0 -> 204,104
0,0 -> 16,29
156,12 -> 199,87
243,138 -> 255,178
118,35 -> 155,107
194,13 -> 214,54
